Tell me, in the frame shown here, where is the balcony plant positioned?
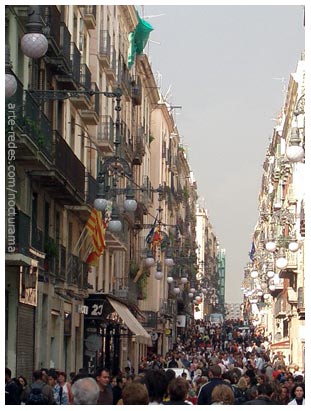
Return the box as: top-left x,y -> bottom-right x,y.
44,238 -> 59,259
136,269 -> 149,300
129,260 -> 140,279
24,116 -> 45,148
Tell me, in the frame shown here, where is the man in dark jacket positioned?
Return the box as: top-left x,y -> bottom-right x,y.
95,368 -> 113,405
245,382 -> 278,405
5,368 -> 20,405
197,365 -> 232,405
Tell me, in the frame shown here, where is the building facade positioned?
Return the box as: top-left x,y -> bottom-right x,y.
241,56 -> 305,369
6,5 -> 220,379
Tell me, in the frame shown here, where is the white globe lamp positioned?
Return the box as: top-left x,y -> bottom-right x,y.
286,145 -> 304,163
266,270 -> 275,278
21,33 -> 48,59
288,241 -> 299,252
250,270 -> 259,278
276,256 -> 288,269
265,241 -> 277,252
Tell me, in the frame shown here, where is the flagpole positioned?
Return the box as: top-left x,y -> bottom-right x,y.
73,226 -> 89,254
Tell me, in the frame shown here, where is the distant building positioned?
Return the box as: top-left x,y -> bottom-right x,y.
225,303 -> 241,320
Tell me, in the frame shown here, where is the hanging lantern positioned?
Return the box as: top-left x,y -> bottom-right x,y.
154,270 -> 163,280
167,276 -> 174,284
154,262 -> 163,280
266,270 -> 275,278
250,270 -> 258,278
286,145 -> 304,163
180,275 -> 188,284
265,241 -> 277,252
276,256 -> 288,269
288,241 -> 299,252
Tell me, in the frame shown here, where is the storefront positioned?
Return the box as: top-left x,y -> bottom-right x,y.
83,294 -> 151,375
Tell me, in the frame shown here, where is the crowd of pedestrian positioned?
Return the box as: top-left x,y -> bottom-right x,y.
5,318 -> 305,405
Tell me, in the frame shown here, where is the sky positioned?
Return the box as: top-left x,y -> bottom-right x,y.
140,4 -> 305,303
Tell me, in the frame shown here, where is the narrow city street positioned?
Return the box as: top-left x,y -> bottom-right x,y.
5,4 -> 305,406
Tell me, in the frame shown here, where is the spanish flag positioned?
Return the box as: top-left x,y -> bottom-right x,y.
86,209 -> 106,265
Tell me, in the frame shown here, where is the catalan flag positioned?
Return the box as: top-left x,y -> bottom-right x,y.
86,209 -> 106,265
146,214 -> 158,244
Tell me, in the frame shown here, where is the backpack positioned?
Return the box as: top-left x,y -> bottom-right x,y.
26,385 -> 49,405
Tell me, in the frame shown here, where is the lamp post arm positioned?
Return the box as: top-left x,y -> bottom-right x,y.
27,87 -> 123,102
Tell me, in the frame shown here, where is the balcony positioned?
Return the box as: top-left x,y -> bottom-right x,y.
131,76 -> 142,106
85,172 -> 98,206
59,245 -> 67,280
160,298 -> 176,318
55,42 -> 81,89
118,58 -> 132,100
274,294 -> 290,319
141,175 -> 153,206
99,30 -> 111,69
82,5 -> 96,30
297,287 -> 305,319
279,251 -> 298,279
31,226 -> 44,253
132,127 -> 146,165
42,7 -> 71,74
80,82 -> 100,125
29,130 -> 85,205
66,253 -> 87,290
6,210 -> 31,265
97,115 -> 114,153
70,63 -> 92,110
121,123 -> 134,163
6,85 -> 53,166
106,46 -> 117,81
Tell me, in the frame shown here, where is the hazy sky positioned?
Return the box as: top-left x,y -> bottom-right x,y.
141,4 -> 305,303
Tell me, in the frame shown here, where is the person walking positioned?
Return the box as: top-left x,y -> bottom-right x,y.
143,369 -> 167,405
47,371 -> 69,405
288,384 -> 305,405
57,371 -> 73,404
71,377 -> 100,405
211,384 -> 235,405
163,377 -> 192,405
17,375 -> 31,404
27,369 -> 54,405
95,368 -> 113,405
112,376 -> 124,404
244,382 -> 278,405
197,365 -> 232,405
122,382 -> 149,405
5,367 -> 20,405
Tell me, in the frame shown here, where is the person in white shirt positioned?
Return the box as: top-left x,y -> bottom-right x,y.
288,384 -> 305,405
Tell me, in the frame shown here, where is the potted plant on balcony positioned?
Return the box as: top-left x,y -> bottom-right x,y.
44,238 -> 59,272
136,269 -> 149,300
129,260 -> 140,279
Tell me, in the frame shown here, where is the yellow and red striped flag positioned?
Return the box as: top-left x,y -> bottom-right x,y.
86,209 -> 106,265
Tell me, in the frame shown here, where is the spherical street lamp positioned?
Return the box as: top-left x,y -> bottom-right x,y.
20,6 -> 48,59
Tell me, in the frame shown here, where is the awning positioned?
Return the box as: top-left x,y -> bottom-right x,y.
270,339 -> 290,350
107,297 -> 152,346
